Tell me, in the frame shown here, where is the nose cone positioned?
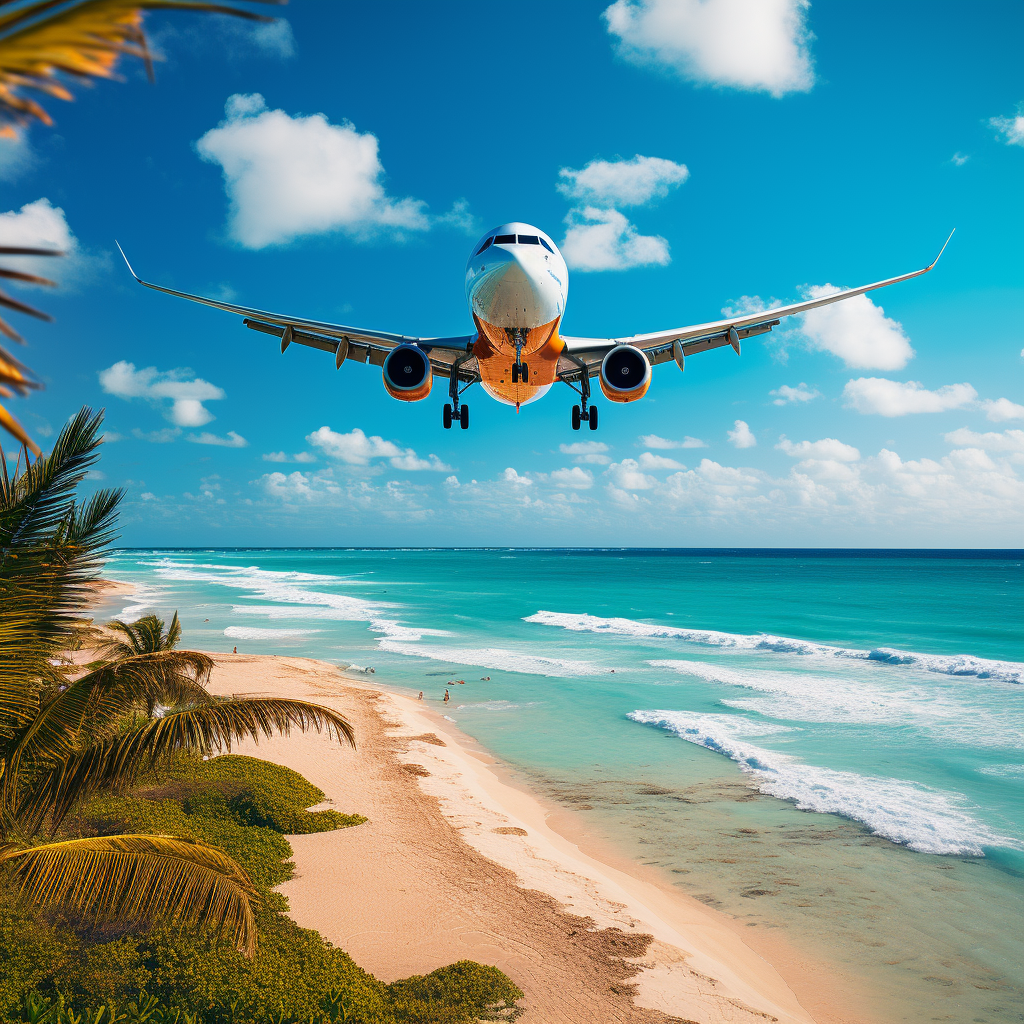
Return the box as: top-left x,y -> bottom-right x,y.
467,242 -> 566,329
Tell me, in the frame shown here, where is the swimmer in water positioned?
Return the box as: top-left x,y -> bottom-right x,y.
443,689 -> 450,703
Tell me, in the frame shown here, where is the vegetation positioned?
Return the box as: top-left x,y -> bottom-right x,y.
0,751 -> 522,1023
0,410 -> 356,954
0,0 -> 277,452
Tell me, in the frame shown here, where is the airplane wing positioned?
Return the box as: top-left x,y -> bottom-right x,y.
115,244 -> 479,382
556,232 -> 954,380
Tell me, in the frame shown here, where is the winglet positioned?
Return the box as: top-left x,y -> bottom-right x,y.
114,240 -> 141,282
927,229 -> 955,271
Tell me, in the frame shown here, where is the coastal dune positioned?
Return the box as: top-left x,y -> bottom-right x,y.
204,652 -> 852,1024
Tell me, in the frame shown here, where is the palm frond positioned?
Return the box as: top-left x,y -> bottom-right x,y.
0,833 -> 258,955
22,697 -> 355,833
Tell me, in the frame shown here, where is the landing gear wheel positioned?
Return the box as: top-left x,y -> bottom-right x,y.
460,404 -> 469,429
589,405 -> 599,430
511,364 -> 519,384
443,404 -> 453,429
521,362 -> 529,383
571,405 -> 581,430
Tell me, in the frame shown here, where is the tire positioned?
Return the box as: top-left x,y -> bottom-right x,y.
521,362 -> 529,383
589,405 -> 599,430
571,405 -> 581,430
460,404 -> 469,429
443,404 -> 453,429
511,364 -> 519,384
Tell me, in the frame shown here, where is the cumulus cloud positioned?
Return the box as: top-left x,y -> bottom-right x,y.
561,207 -> 670,271
989,106 -> 1024,147
639,451 -> 686,470
943,428 -> 1024,453
606,459 -> 657,490
196,94 -> 433,249
843,378 -> 978,417
259,470 -> 339,502
603,0 -> 815,98
980,397 -> 1024,422
188,430 -> 248,447
770,382 -> 820,405
727,419 -> 756,448
799,285 -> 914,370
263,451 -> 316,463
100,361 -> 226,427
777,437 -> 860,462
307,425 -> 450,471
0,198 -> 87,289
550,467 -> 594,489
640,433 -> 706,449
502,467 -> 532,486
558,155 -> 689,207
560,440 -> 611,464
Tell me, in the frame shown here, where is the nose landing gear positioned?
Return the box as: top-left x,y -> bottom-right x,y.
511,361 -> 529,384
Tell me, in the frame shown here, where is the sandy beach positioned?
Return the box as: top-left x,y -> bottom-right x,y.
196,651 -> 872,1024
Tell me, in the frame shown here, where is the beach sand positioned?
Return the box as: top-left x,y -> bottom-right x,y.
201,652 -> 872,1024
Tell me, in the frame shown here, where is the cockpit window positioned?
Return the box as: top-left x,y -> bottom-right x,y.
539,237 -> 554,253
517,235 -> 540,245
475,236 -> 493,256
494,234 -> 516,244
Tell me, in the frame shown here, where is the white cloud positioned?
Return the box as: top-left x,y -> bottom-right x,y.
250,19 -> 296,58
307,426 -> 449,471
943,428 -> 1024,453
502,467 -> 533,486
606,459 -> 657,490
444,475 -> 459,487
140,492 -> 156,501
99,360 -> 226,426
989,106 -> 1024,147
561,207 -> 670,271
132,427 -> 182,444
263,450 -> 317,463
640,433 -> 706,449
639,451 -> 686,470
951,152 -> 970,166
777,437 -> 860,462
0,198 -> 86,289
980,397 -> 1024,422
843,378 -> 978,417
771,382 -> 820,405
196,93 -> 432,249
799,285 -> 914,370
727,419 -> 756,448
558,155 -> 689,207
0,134 -> 34,182
188,430 -> 248,448
560,440 -> 611,464
550,467 -> 594,489
604,0 -> 815,98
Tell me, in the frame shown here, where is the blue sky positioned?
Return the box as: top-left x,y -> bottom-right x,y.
2,0 -> 1022,546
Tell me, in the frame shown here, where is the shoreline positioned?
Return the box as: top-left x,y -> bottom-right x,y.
201,651 -> 873,1023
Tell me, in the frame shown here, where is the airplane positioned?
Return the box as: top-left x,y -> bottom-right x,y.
117,224 -> 953,432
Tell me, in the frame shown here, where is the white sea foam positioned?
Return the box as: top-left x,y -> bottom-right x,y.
223,626 -> 319,640
628,710 -> 1016,856
377,639 -> 600,677
456,700 -> 541,711
526,611 -> 1023,685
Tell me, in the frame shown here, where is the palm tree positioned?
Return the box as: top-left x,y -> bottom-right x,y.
0,0 -> 278,452
1,408 -> 356,955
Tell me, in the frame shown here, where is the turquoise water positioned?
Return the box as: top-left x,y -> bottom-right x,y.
100,549 -> 1024,1021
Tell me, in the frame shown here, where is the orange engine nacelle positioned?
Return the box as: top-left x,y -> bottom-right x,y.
383,345 -> 433,402
599,345 -> 651,403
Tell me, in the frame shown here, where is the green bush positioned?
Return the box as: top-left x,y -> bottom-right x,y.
0,753 -> 523,1023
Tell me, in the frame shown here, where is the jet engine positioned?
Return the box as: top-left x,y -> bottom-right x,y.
382,345 -> 433,401
599,345 -> 651,403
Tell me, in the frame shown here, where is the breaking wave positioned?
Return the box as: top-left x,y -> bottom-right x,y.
376,639 -> 600,677
526,611 -> 1023,685
223,626 -> 319,640
628,710 -> 1016,856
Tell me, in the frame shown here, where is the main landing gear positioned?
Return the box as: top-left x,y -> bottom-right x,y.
564,351 -> 598,431
571,399 -> 598,431
443,352 -> 472,430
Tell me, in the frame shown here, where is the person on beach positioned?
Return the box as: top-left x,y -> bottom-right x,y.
232,646 -> 237,654
418,691 -> 423,700
443,689 -> 450,703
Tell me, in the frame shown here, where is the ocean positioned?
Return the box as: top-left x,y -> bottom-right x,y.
98,548 -> 1023,1022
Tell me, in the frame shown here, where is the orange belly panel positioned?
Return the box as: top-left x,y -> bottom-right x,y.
473,314 -> 564,406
